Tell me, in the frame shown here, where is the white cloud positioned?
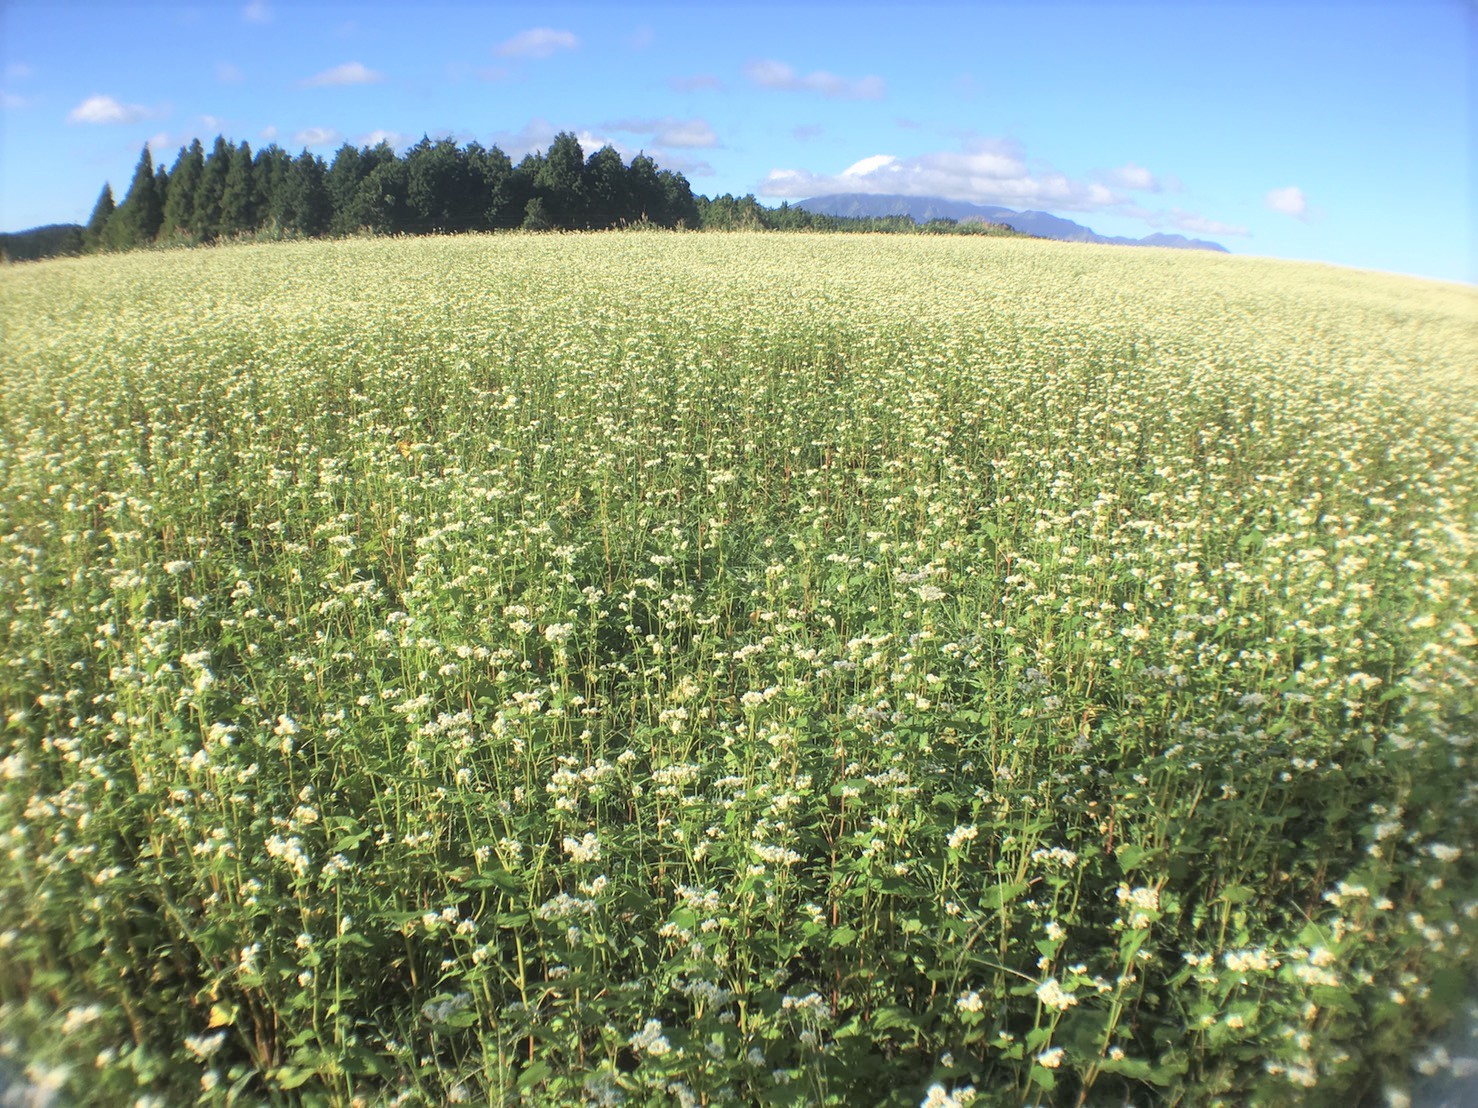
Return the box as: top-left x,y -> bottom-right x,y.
1265,185 -> 1309,219
302,62 -> 384,88
1105,163 -> 1160,191
1168,209 -> 1249,237
605,116 -> 717,148
200,115 -> 224,132
260,124 -> 278,141
217,61 -> 243,84
293,126 -> 340,148
490,118 -> 614,160
842,153 -> 897,178
745,59 -> 884,100
671,74 -> 724,93
495,28 -> 578,59
2,91 -> 32,110
759,139 -> 1128,213
651,151 -> 715,177
360,129 -> 409,149
242,2 -> 271,24
67,94 -> 151,125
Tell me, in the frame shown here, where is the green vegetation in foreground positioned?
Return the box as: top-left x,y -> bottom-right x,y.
0,233 -> 1474,1106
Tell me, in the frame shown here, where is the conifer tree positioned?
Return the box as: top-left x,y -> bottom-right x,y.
283,151 -> 330,236
116,145 -> 163,247
657,169 -> 700,229
626,154 -> 664,225
154,162 -> 170,225
193,136 -> 232,240
348,154 -> 408,233
326,143 -> 366,234
584,146 -> 630,229
162,140 -> 203,241
219,141 -> 256,237
472,144 -> 517,228
82,184 -> 115,253
534,132 -> 586,228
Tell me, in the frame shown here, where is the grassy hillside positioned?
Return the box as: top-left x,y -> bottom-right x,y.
1,233 -> 1474,1106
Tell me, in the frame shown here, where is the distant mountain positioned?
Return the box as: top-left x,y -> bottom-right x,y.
794,194 -> 1229,252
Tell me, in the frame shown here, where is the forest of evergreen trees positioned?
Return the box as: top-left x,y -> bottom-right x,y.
0,131 -> 1022,261
75,131 -> 701,253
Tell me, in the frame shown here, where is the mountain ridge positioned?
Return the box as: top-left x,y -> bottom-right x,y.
794,193 -> 1229,252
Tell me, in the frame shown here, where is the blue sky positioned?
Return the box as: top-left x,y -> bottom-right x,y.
1,1 -> 1471,282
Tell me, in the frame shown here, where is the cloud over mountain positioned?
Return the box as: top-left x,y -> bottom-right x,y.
761,141 -> 1119,212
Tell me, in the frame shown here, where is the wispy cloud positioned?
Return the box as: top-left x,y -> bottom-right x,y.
1103,163 -> 1161,192
2,91 -> 32,110
5,63 -> 34,82
293,126 -> 341,148
1265,185 -> 1309,220
217,61 -> 244,84
793,124 -> 825,141
604,116 -> 717,148
260,124 -> 278,141
67,94 -> 153,125
301,62 -> 384,88
495,28 -> 578,60
242,1 -> 271,24
671,74 -> 724,93
745,59 -> 883,100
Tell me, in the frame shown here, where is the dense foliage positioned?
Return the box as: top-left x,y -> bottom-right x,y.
0,234 -> 1474,1106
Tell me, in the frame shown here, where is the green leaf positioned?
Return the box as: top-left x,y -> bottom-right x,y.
272,1066 -> 317,1090
517,1060 -> 552,1090
981,880 -> 1027,910
869,1007 -> 919,1033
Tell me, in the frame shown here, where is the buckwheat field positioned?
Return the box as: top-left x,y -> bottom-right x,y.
0,233 -> 1474,1106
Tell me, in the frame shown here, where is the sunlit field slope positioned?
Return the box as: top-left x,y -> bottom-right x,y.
1,234 -> 1475,1106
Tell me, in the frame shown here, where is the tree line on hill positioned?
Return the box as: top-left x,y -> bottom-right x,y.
0,131 -> 1024,261
72,131 -> 700,253
694,192 -> 1019,235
